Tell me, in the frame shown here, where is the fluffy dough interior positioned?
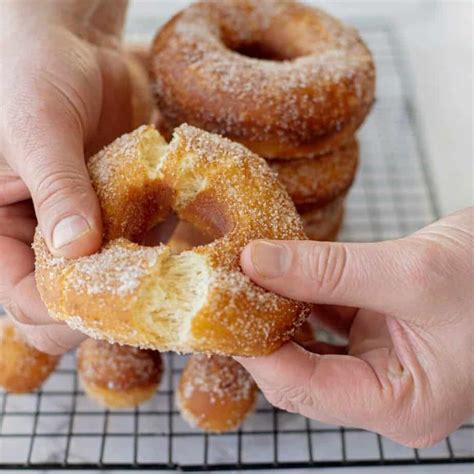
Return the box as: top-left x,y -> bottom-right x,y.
144,252 -> 210,346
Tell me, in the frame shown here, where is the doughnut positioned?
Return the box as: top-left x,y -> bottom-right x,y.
34,124 -> 310,356
270,138 -> 358,207
298,198 -> 345,242
0,318 -> 60,393
151,0 -> 375,159
77,338 -> 163,408
177,354 -> 257,432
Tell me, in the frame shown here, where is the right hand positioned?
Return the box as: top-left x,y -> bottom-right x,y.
238,208 -> 473,447
0,0 -> 147,354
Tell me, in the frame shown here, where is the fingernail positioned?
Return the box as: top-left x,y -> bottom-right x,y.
52,215 -> 90,250
251,240 -> 290,278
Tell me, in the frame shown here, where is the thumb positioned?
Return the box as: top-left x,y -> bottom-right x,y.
6,95 -> 102,258
241,237 -> 425,318
235,342 -> 404,432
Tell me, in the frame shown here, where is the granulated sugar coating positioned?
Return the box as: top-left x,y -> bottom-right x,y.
34,124 -> 310,356
181,355 -> 255,402
152,0 -> 375,157
270,137 -> 359,206
176,354 -> 258,432
77,339 -> 163,391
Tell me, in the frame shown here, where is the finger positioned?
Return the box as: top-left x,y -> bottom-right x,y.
125,44 -> 151,77
348,311 -> 394,357
0,201 -> 36,243
0,236 -> 85,353
0,236 -> 56,325
85,50 -> 136,156
0,154 -> 30,205
0,175 -> 30,206
2,84 -> 102,258
240,239 -> 424,320
236,341 -> 408,431
7,309 -> 86,355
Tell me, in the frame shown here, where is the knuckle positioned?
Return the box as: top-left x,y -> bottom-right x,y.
33,169 -> 89,213
24,326 -> 69,355
304,243 -> 348,297
263,385 -> 311,414
4,303 -> 36,326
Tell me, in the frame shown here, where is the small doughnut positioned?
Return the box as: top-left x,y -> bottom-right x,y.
34,124 -> 309,356
152,0 -> 374,159
270,138 -> 358,207
177,354 -> 257,432
298,198 -> 345,242
0,318 -> 60,393
77,338 -> 163,409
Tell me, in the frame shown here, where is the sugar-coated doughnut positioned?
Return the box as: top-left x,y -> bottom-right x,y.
152,0 -> 374,159
298,198 -> 345,242
270,138 -> 358,207
77,338 -> 163,408
0,318 -> 59,393
34,125 -> 309,356
177,354 -> 257,432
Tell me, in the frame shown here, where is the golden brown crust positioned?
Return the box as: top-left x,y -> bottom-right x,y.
34,125 -> 310,356
177,354 -> 257,432
0,318 -> 59,393
77,338 -> 162,408
79,379 -> 158,409
151,0 -> 375,159
270,137 -> 358,206
298,198 -> 345,242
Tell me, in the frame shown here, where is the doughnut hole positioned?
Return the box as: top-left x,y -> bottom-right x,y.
232,42 -> 288,61
139,143 -> 234,347
167,220 -> 214,254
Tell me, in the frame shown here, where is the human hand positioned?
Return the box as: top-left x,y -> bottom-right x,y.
0,0 -> 152,354
238,208 -> 473,448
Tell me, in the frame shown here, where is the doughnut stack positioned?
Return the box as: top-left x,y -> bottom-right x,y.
151,0 -> 375,241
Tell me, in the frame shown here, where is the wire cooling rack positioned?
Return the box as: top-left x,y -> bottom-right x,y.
1,22 -> 473,471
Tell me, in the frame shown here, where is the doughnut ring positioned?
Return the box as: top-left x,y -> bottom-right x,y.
0,318 -> 60,393
77,338 -> 163,408
34,124 -> 309,356
152,0 -> 374,159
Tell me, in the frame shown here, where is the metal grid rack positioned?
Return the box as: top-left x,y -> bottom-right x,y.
1,23 -> 473,471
